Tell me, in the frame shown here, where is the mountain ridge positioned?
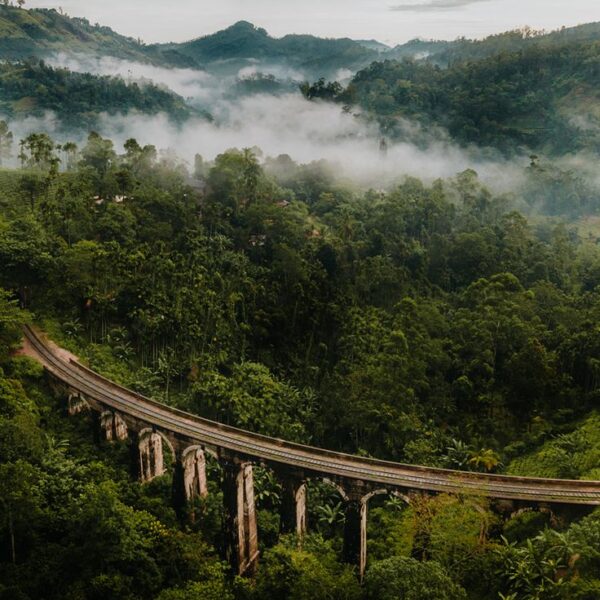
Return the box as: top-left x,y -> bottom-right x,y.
2,6 -> 600,78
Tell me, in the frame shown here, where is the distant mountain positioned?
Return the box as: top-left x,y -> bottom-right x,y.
0,9 -> 380,78
387,22 -> 600,65
355,39 -> 391,52
156,21 -> 379,77
2,5 -> 600,78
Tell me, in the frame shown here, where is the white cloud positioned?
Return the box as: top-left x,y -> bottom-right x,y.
24,0 -> 600,46
391,0 -> 491,12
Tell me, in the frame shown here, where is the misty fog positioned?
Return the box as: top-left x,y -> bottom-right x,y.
4,52 -> 531,191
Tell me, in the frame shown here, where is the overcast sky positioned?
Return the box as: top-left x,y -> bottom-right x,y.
26,0 -> 600,46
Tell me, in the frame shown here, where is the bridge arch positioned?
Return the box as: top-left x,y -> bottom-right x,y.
362,488 -> 412,506
138,427 -> 175,456
319,477 -> 349,501
344,488 -> 413,581
183,443 -> 218,461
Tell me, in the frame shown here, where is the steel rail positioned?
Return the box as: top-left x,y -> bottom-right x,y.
23,326 -> 600,505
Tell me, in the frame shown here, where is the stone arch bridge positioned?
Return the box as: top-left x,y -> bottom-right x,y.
22,326 -> 600,579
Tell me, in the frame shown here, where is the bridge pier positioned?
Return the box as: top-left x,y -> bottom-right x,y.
280,475 -> 307,537
222,458 -> 259,576
343,490 -> 368,581
182,447 -> 209,500
172,446 -> 209,519
139,430 -> 165,482
100,411 -> 128,441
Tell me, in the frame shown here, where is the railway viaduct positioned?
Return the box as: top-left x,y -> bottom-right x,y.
22,326 -> 600,579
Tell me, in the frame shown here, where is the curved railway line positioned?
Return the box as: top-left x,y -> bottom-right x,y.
23,325 -> 600,506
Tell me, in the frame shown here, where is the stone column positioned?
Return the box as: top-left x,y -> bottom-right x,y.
100,411 -> 128,442
183,447 -> 209,500
222,458 -> 259,576
113,414 -> 128,441
172,447 -> 209,520
343,493 -> 368,581
150,432 -> 164,476
280,476 -> 307,537
101,411 -> 116,441
139,431 -> 165,482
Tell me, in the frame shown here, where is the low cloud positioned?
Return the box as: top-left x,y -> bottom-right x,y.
3,94 -> 525,192
6,51 -> 527,191
391,0 -> 491,11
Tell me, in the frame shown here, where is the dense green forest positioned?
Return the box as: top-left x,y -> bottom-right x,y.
0,121 -> 600,598
0,60 -> 194,127
385,22 -> 600,65
1,5 -> 600,599
306,39 -> 600,155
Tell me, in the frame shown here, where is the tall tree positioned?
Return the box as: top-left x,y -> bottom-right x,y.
0,120 -> 13,167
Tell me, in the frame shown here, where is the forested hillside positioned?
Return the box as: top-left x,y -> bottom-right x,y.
1,126 -> 600,598
162,21 -> 379,76
0,7 -> 379,77
0,5 -> 155,62
386,22 -> 600,65
321,39 -> 600,154
0,60 -> 194,127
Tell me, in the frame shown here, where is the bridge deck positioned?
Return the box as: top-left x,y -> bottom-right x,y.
22,325 -> 600,505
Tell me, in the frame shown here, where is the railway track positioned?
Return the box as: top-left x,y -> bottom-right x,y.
23,325 -> 600,505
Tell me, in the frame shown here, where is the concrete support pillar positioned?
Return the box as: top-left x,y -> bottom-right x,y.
100,411 -> 128,442
183,447 -> 209,501
222,459 -> 259,576
139,431 -> 165,482
101,411 -> 115,441
280,476 -> 307,537
172,447 -> 209,520
343,494 -> 368,581
114,414 -> 128,441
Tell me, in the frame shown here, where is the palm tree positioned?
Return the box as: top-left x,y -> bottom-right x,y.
469,448 -> 501,472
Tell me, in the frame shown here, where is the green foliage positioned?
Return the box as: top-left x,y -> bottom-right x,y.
156,564 -> 234,600
0,124 -> 598,599
189,362 -> 313,441
364,556 -> 467,600
0,60 -> 192,127
338,38 -> 600,156
0,288 -> 27,359
253,535 -> 361,600
508,413 -> 600,479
